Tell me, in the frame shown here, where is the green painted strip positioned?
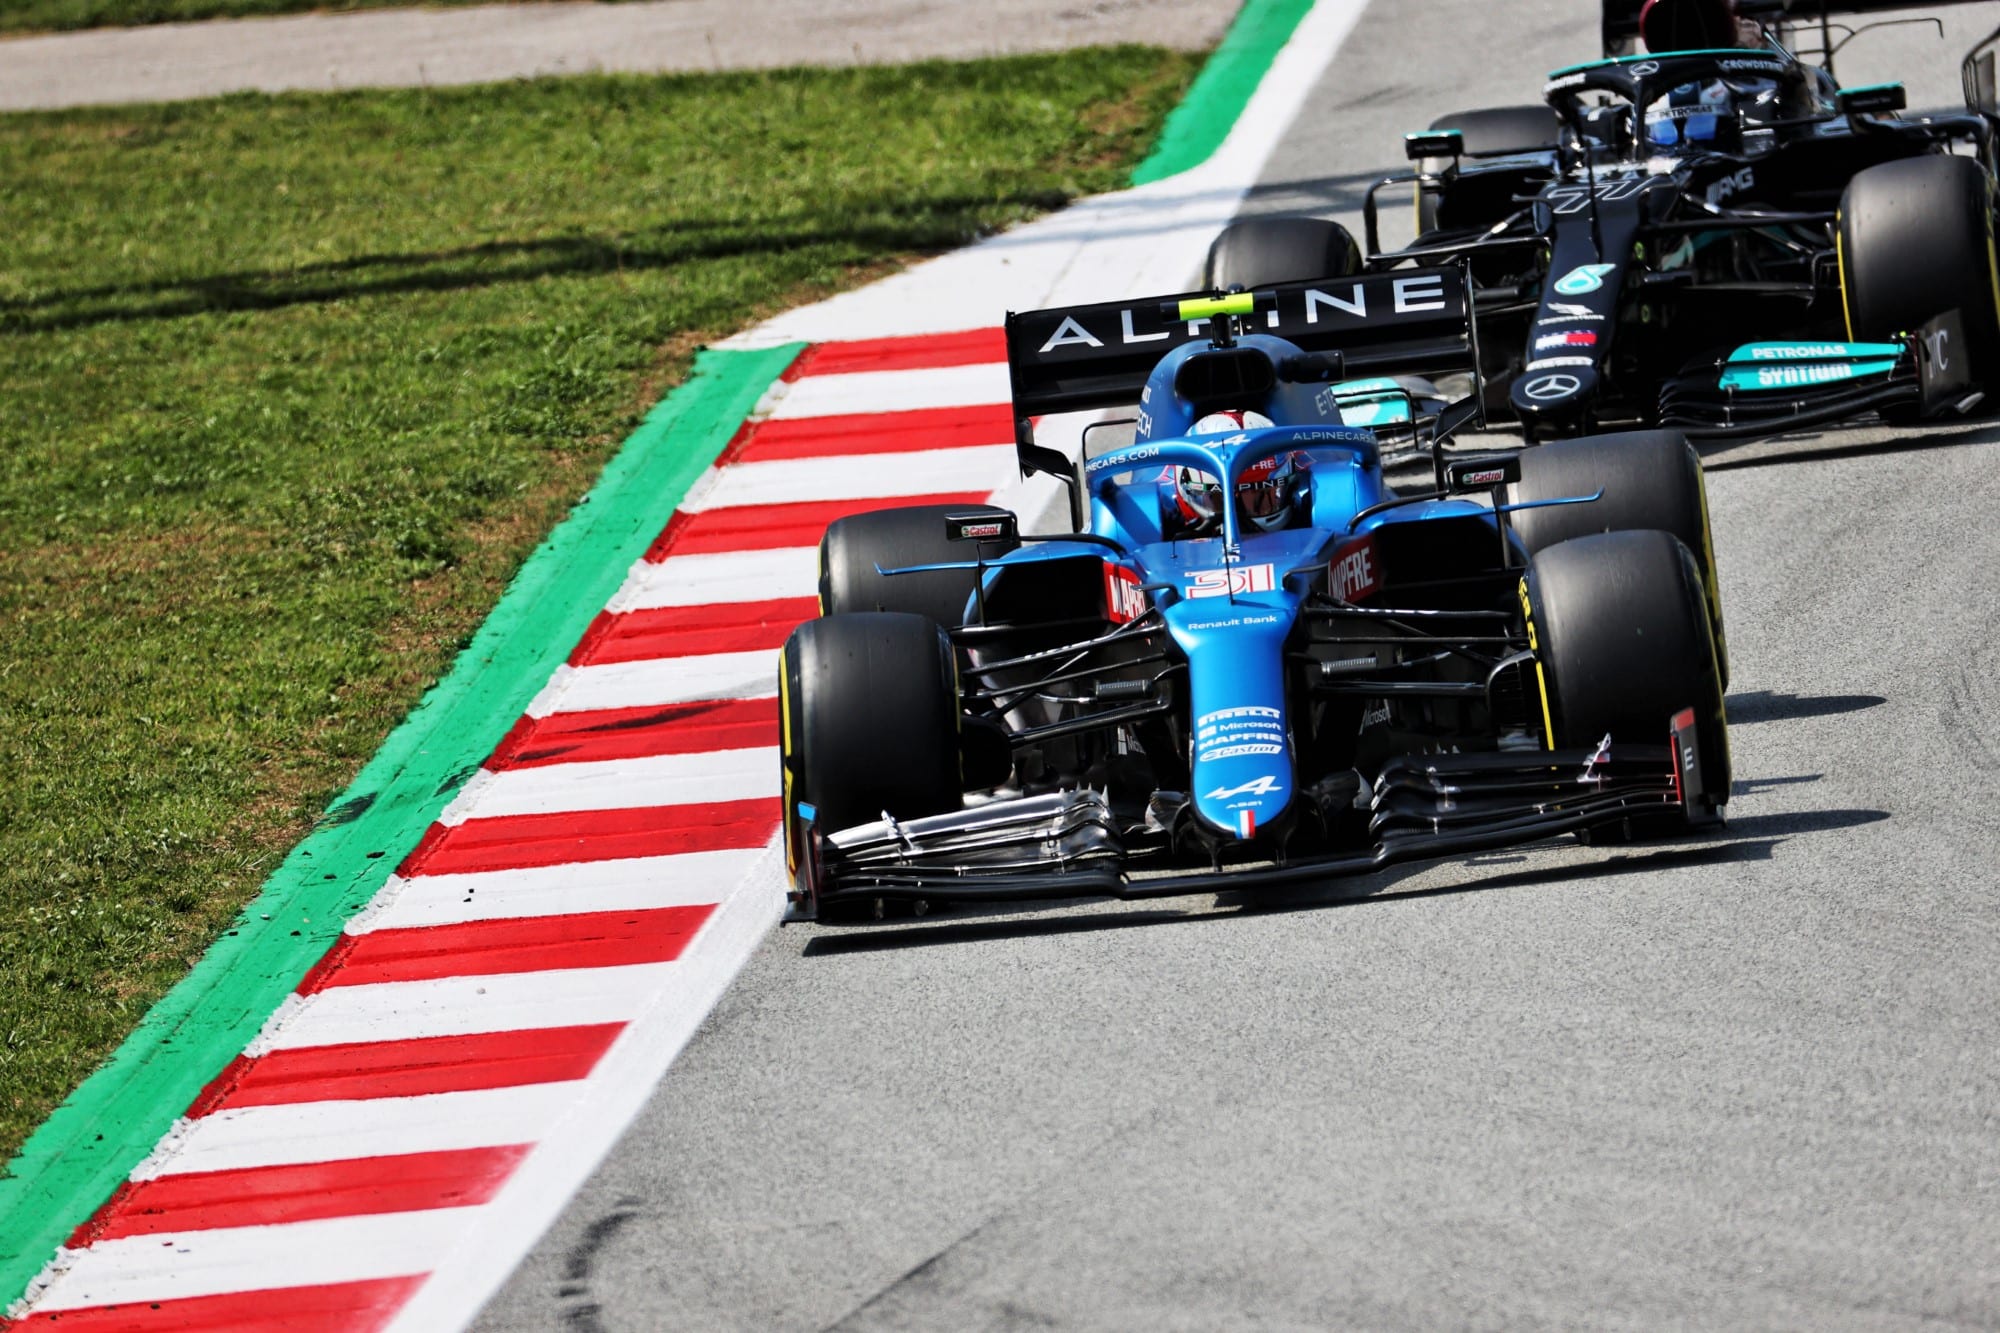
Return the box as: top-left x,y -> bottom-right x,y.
1128,0 -> 1315,185
0,343 -> 802,1309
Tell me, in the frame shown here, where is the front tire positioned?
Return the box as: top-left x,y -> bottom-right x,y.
780,612 -> 963,841
1523,529 -> 1730,813
1840,153 -> 2000,389
1508,429 -> 1727,689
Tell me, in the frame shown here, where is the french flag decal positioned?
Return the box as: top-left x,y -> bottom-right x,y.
1238,809 -> 1256,839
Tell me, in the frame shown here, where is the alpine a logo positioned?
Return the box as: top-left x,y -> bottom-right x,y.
1206,775 -> 1282,800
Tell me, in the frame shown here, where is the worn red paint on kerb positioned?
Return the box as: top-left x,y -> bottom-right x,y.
645,492 -> 985,557
0,1277 -> 430,1332
74,1145 -> 532,1245
492,698 -> 786,768
298,906 -> 718,991
187,1024 -> 628,1115
402,799 -> 779,876
567,601 -> 813,667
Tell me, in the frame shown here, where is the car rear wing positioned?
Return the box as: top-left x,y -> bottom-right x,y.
1004,264 -> 1476,484
1602,0 -> 1992,55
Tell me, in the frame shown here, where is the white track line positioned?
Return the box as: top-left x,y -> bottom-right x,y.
357,851 -> 762,931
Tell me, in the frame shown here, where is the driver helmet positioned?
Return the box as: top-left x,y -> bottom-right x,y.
1639,0 -> 1756,51
1173,411 -> 1307,533
1649,78 -> 1742,147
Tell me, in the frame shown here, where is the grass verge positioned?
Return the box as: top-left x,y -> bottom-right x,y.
0,47 -> 1201,1162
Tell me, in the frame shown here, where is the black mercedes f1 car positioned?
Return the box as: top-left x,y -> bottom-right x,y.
1206,0 -> 2000,440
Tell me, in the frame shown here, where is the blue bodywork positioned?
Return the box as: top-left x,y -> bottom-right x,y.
963,334 -> 1509,842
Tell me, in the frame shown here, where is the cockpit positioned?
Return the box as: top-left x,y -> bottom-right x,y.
1549,48 -> 1834,160
1643,70 -> 1789,148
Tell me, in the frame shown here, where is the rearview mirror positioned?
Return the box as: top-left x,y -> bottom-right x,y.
1404,129 -> 1465,163
1839,83 -> 1907,117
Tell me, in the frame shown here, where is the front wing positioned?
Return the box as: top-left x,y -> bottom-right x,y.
784,710 -> 1719,923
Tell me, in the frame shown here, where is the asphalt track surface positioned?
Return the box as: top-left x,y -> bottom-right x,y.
0,0 -> 1242,110
481,4 -> 2000,1328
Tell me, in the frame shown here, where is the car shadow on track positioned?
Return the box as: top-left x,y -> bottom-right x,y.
1725,691 -> 1886,725
797,803 -> 1886,955
1697,418 -> 2000,472
1232,167 -> 1391,222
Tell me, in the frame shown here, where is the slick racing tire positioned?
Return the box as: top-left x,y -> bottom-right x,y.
1507,429 -> 1727,689
781,612 -> 963,840
1417,104 -> 1561,234
1202,216 -> 1362,291
1839,153 -> 2000,389
1523,529 -> 1730,816
818,503 -> 1018,627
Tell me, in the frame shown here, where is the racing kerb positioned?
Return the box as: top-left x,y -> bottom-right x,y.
0,1 -> 1369,1327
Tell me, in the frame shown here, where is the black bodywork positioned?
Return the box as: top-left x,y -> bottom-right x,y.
1363,2 -> 2000,438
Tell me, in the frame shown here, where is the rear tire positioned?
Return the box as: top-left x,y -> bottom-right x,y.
1418,104 -> 1560,233
1840,154 -> 2000,388
1523,529 -> 1730,812
781,612 -> 963,840
818,503 -> 1017,626
1508,429 -> 1727,688
1428,104 -> 1560,155
1202,216 -> 1362,291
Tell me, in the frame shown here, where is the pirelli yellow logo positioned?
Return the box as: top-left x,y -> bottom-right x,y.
1519,577 -> 1556,750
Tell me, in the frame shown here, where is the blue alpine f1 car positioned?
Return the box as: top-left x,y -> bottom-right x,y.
778,267 -> 1730,922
